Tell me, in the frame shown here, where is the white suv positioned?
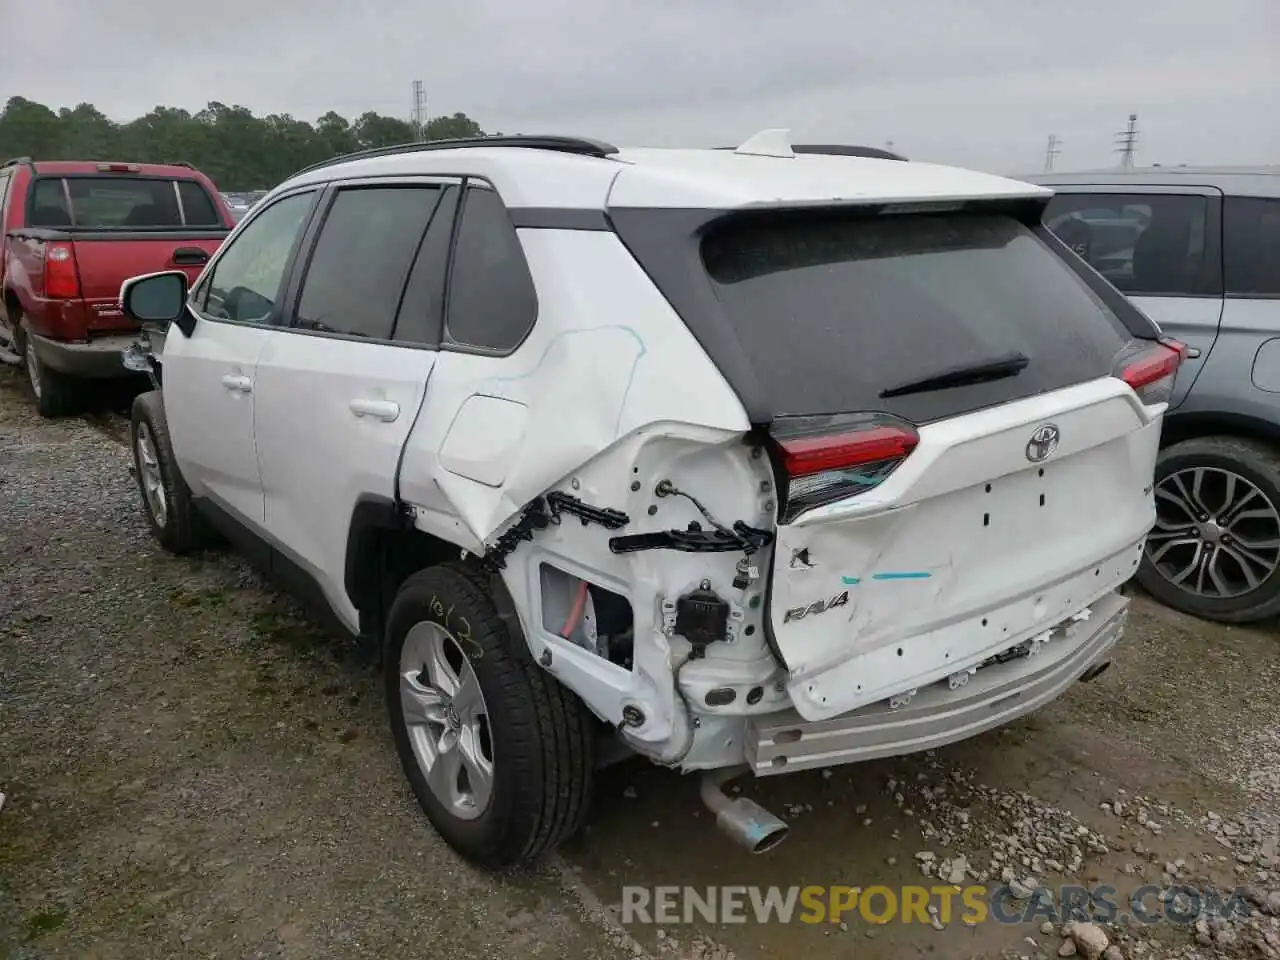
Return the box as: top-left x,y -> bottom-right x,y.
117,130 -> 1181,867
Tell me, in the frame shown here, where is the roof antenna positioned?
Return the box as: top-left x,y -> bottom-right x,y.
734,129 -> 795,159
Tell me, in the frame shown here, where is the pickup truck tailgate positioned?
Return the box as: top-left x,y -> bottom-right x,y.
73,231 -> 226,332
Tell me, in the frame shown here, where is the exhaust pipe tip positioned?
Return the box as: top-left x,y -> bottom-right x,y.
700,767 -> 789,854
715,798 -> 790,853
1078,660 -> 1112,684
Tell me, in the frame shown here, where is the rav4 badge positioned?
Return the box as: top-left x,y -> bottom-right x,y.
783,590 -> 849,623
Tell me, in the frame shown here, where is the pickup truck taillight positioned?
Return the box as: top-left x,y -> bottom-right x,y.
43,243 -> 82,299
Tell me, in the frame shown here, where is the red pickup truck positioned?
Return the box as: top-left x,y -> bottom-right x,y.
0,158 -> 235,416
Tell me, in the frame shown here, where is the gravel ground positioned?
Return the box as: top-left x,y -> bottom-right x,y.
2,363 -> 1278,960
0,367 -> 640,959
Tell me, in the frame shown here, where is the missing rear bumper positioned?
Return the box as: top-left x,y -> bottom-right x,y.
745,591 -> 1128,775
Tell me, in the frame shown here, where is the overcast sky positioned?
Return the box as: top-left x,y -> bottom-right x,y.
2,0 -> 1276,175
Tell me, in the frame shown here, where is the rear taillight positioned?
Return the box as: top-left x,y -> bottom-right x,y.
769,413 -> 920,522
43,243 -> 81,299
1114,339 -> 1184,406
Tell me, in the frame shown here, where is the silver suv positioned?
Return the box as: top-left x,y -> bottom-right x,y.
1025,167 -> 1280,624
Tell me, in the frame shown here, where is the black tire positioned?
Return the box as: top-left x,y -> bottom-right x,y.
385,562 -> 594,868
129,390 -> 216,554
18,317 -> 83,418
1137,436 -> 1280,623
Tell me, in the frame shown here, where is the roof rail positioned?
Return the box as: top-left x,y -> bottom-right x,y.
167,160 -> 195,169
794,144 -> 908,162
713,143 -> 909,161
292,135 -> 620,178
1,156 -> 33,169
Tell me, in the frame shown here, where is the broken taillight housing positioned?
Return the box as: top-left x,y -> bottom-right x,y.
768,412 -> 920,523
1114,338 -> 1185,406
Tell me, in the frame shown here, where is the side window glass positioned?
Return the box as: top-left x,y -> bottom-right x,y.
294,185 -> 443,340
0,173 -> 11,224
1044,193 -> 1214,297
177,181 -> 221,227
201,191 -> 315,324
394,186 -> 459,346
445,186 -> 538,351
1224,197 -> 1280,297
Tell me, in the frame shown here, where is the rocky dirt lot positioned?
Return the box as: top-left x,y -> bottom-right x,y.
1,363 -> 1278,960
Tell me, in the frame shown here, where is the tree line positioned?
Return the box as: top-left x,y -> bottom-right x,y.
0,97 -> 490,191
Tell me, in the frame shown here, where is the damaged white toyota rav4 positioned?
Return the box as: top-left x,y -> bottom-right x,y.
118,130 -> 1182,867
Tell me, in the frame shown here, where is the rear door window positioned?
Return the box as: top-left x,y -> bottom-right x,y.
1223,197 -> 1280,296
293,184 -> 445,341
701,209 -> 1133,423
1044,193 -> 1219,297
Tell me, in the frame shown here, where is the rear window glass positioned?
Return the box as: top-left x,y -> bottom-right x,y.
29,176 -> 222,229
701,211 -> 1133,422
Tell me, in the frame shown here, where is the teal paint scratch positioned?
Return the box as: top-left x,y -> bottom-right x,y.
840,571 -> 931,586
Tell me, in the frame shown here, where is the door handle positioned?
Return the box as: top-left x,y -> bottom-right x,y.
221,374 -> 252,393
173,247 -> 210,266
349,398 -> 400,422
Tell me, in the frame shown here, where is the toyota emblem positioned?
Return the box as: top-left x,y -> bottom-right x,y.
1026,424 -> 1060,463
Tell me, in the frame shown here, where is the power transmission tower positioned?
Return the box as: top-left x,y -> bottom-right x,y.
411,80 -> 427,141
1114,113 -> 1138,168
1044,134 -> 1061,172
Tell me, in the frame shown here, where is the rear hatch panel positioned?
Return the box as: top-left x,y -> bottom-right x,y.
769,378 -> 1161,721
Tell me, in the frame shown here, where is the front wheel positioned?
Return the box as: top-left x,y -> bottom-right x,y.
385,563 -> 595,868
1137,436 -> 1280,623
129,390 -> 217,554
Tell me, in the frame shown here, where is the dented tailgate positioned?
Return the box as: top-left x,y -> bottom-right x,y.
768,378 -> 1161,721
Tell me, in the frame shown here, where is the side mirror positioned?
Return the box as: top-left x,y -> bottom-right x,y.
120,270 -> 196,337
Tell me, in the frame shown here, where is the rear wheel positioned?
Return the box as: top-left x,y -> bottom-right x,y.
385,563 -> 594,868
19,317 -> 83,418
1137,436 -> 1280,624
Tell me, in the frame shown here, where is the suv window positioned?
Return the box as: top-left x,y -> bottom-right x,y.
445,186 -> 538,351
0,172 -> 11,223
1043,193 -> 1217,297
1224,197 -> 1280,296
394,186 -> 459,346
199,191 -> 315,325
700,209 -> 1133,423
294,185 -> 444,341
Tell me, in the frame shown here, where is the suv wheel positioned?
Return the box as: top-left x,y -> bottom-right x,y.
1138,436 -> 1280,623
385,563 -> 594,868
129,390 -> 217,554
19,317 -> 83,418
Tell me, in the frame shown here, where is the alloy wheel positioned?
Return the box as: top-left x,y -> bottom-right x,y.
1146,466 -> 1280,600
134,422 -> 169,527
398,621 -> 494,820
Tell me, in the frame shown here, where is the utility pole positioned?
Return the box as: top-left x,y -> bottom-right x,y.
411,80 -> 427,141
1044,134 -> 1061,172
1114,113 -> 1138,168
